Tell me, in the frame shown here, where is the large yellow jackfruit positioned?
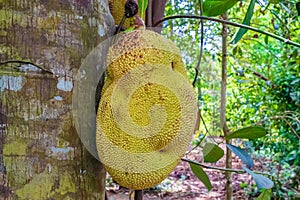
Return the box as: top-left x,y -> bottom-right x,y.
96,30 -> 198,190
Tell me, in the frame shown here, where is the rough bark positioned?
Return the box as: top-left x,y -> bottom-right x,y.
134,190 -> 143,200
0,0 -> 114,199
146,0 -> 167,31
0,0 -> 114,76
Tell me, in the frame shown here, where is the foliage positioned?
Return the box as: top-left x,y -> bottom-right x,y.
163,0 -> 299,198
138,0 -> 148,21
256,189 -> 272,200
225,126 -> 267,140
190,162 -> 213,191
227,144 -> 254,168
203,0 -> 239,17
203,142 -> 224,162
242,166 -> 273,190
230,0 -> 255,44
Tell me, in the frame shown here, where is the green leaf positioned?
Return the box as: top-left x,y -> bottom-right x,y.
242,166 -> 274,189
233,46 -> 238,56
138,0 -> 148,21
256,189 -> 272,200
203,143 -> 224,162
190,163 -> 213,191
296,2 -> 300,16
270,0 -> 280,4
264,36 -> 269,45
124,26 -> 135,33
225,126 -> 267,140
203,0 -> 239,17
238,46 -> 243,56
227,144 -> 254,168
230,0 -> 256,44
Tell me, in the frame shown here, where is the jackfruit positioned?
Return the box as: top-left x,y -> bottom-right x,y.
96,29 -> 198,190
109,0 -> 135,28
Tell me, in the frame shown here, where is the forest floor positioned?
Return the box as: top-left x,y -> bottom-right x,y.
106,137 -> 266,200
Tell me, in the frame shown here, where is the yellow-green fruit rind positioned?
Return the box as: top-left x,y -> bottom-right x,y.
109,0 -> 135,28
96,30 -> 198,190
105,159 -> 179,190
106,31 -> 188,79
99,83 -> 181,153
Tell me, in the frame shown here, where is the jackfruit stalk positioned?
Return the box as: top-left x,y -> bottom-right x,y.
109,0 -> 135,28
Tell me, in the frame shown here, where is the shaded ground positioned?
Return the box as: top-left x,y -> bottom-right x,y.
106,138 -> 265,200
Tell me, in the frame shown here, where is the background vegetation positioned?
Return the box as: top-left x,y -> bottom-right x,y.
162,0 -> 299,199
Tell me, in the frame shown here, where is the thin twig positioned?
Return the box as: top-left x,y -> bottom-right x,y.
200,112 -> 210,136
182,158 -> 273,177
153,15 -> 300,48
192,0 -> 204,87
185,112 -> 212,155
259,115 -> 300,140
280,117 -> 300,140
286,111 -> 300,115
253,71 -> 270,82
0,60 -> 53,74
192,68 -> 199,87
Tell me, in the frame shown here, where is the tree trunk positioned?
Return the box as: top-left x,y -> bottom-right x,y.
134,190 -> 143,200
0,0 -> 114,199
221,13 -> 233,200
146,0 -> 167,32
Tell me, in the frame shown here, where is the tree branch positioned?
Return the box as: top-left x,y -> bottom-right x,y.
181,158 -> 273,177
0,60 -> 53,74
153,15 -> 300,48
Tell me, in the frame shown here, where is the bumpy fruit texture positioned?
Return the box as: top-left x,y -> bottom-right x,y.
96,30 -> 198,190
109,0 -> 135,28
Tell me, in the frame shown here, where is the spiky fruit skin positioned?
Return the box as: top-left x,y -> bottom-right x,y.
109,0 -> 135,28
105,160 -> 179,190
96,30 -> 198,190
